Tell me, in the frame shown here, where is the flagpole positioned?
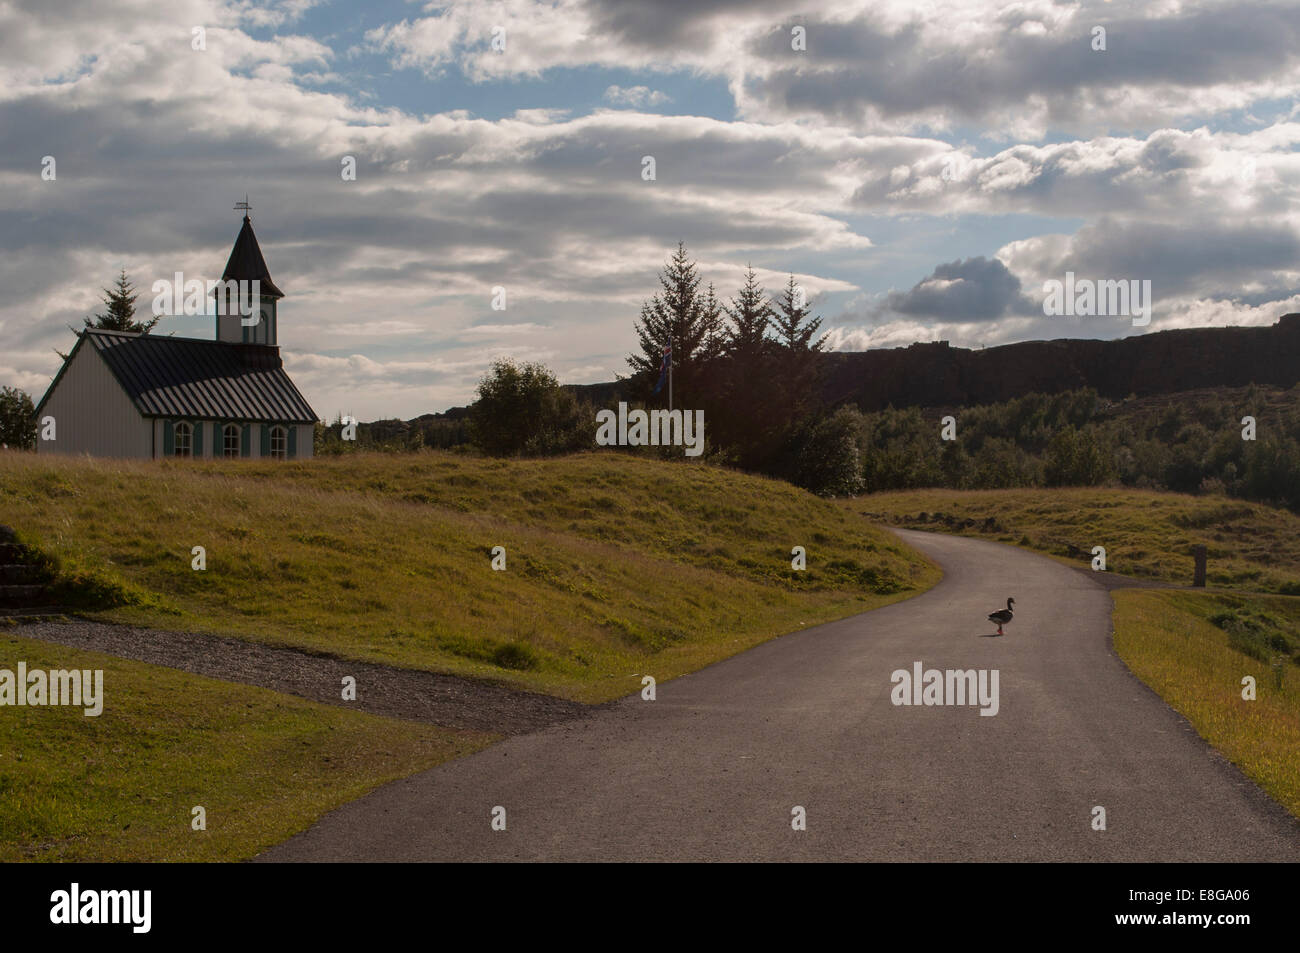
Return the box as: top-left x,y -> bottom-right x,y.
668,338 -> 673,414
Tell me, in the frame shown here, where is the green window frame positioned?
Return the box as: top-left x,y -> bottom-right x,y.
221,423 -> 240,459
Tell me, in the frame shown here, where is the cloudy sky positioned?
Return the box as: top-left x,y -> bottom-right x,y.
3,0 -> 1299,419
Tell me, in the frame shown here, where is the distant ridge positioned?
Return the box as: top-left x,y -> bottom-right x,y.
570,314 -> 1300,411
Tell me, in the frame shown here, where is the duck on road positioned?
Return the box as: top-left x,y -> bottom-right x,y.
988,597 -> 1015,636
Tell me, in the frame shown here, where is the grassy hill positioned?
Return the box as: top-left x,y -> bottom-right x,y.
0,451 -> 937,702
848,487 -> 1300,592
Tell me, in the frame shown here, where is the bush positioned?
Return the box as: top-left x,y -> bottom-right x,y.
469,360 -> 594,457
780,407 -> 866,497
0,386 -> 36,450
1045,425 -> 1112,486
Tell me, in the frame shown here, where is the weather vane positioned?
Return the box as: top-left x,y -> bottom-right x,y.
234,195 -> 252,216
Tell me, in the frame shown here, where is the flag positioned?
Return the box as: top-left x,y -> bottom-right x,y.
651,342 -> 672,394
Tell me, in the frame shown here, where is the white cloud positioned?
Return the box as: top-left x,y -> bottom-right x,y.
602,85 -> 672,108
4,0 -> 1300,417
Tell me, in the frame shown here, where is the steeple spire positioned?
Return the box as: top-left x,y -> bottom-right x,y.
215,204 -> 283,346
221,204 -> 283,299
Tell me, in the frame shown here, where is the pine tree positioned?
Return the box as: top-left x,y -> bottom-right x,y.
773,274 -> 826,352
766,275 -> 827,469
723,266 -> 774,361
84,270 -> 159,334
716,267 -> 782,467
628,243 -> 724,402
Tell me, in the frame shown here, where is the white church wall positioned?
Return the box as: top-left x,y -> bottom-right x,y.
38,346 -> 151,458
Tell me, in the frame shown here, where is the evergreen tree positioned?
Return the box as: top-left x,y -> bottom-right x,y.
765,275 -> 827,463
628,243 -> 724,403
773,274 -> 826,352
716,267 -> 783,467
84,270 -> 159,334
723,266 -> 774,361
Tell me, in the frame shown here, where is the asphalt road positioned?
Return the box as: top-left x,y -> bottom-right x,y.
260,529 -> 1300,862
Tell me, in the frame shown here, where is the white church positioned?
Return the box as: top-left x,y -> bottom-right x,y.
35,212 -> 316,460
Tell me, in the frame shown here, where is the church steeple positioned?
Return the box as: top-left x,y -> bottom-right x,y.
215,201 -> 283,346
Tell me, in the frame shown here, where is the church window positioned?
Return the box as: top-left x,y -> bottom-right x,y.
270,425 -> 288,460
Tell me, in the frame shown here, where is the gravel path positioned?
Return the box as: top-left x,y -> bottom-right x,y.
9,620 -> 595,735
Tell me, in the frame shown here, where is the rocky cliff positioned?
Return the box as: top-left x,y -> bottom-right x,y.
571,314 -> 1300,411
820,313 -> 1300,410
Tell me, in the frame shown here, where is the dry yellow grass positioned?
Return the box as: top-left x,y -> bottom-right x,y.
1112,590 -> 1300,817
848,487 -> 1300,591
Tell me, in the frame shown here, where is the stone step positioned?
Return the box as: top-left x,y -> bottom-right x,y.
0,609 -> 74,623
0,564 -> 43,584
0,584 -> 49,606
0,528 -> 52,608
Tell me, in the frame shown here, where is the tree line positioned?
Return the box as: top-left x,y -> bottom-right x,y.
469,242 -> 830,475
7,254 -> 1300,515
465,244 -> 1300,512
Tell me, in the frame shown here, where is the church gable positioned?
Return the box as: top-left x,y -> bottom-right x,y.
33,335 -> 152,458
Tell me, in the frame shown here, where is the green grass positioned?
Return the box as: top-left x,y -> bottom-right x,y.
0,633 -> 493,861
847,487 -> 1300,592
0,451 -> 938,702
1112,590 -> 1300,818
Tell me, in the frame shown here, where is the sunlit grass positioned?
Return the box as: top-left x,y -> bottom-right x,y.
0,451 -> 938,702
848,487 -> 1300,591
1112,590 -> 1300,818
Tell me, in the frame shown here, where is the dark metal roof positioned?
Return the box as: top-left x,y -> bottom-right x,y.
220,215 -> 284,299
83,330 -> 316,423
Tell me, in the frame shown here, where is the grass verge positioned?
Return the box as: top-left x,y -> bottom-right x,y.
1112,590 -> 1300,818
0,633 -> 494,861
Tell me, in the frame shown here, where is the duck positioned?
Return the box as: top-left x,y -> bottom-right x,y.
988,597 -> 1015,636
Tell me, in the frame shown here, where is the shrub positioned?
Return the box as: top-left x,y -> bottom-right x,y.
469,360 -> 594,457
780,407 -> 867,497
0,387 -> 36,451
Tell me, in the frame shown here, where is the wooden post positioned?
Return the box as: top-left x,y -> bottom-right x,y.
1193,544 -> 1207,587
